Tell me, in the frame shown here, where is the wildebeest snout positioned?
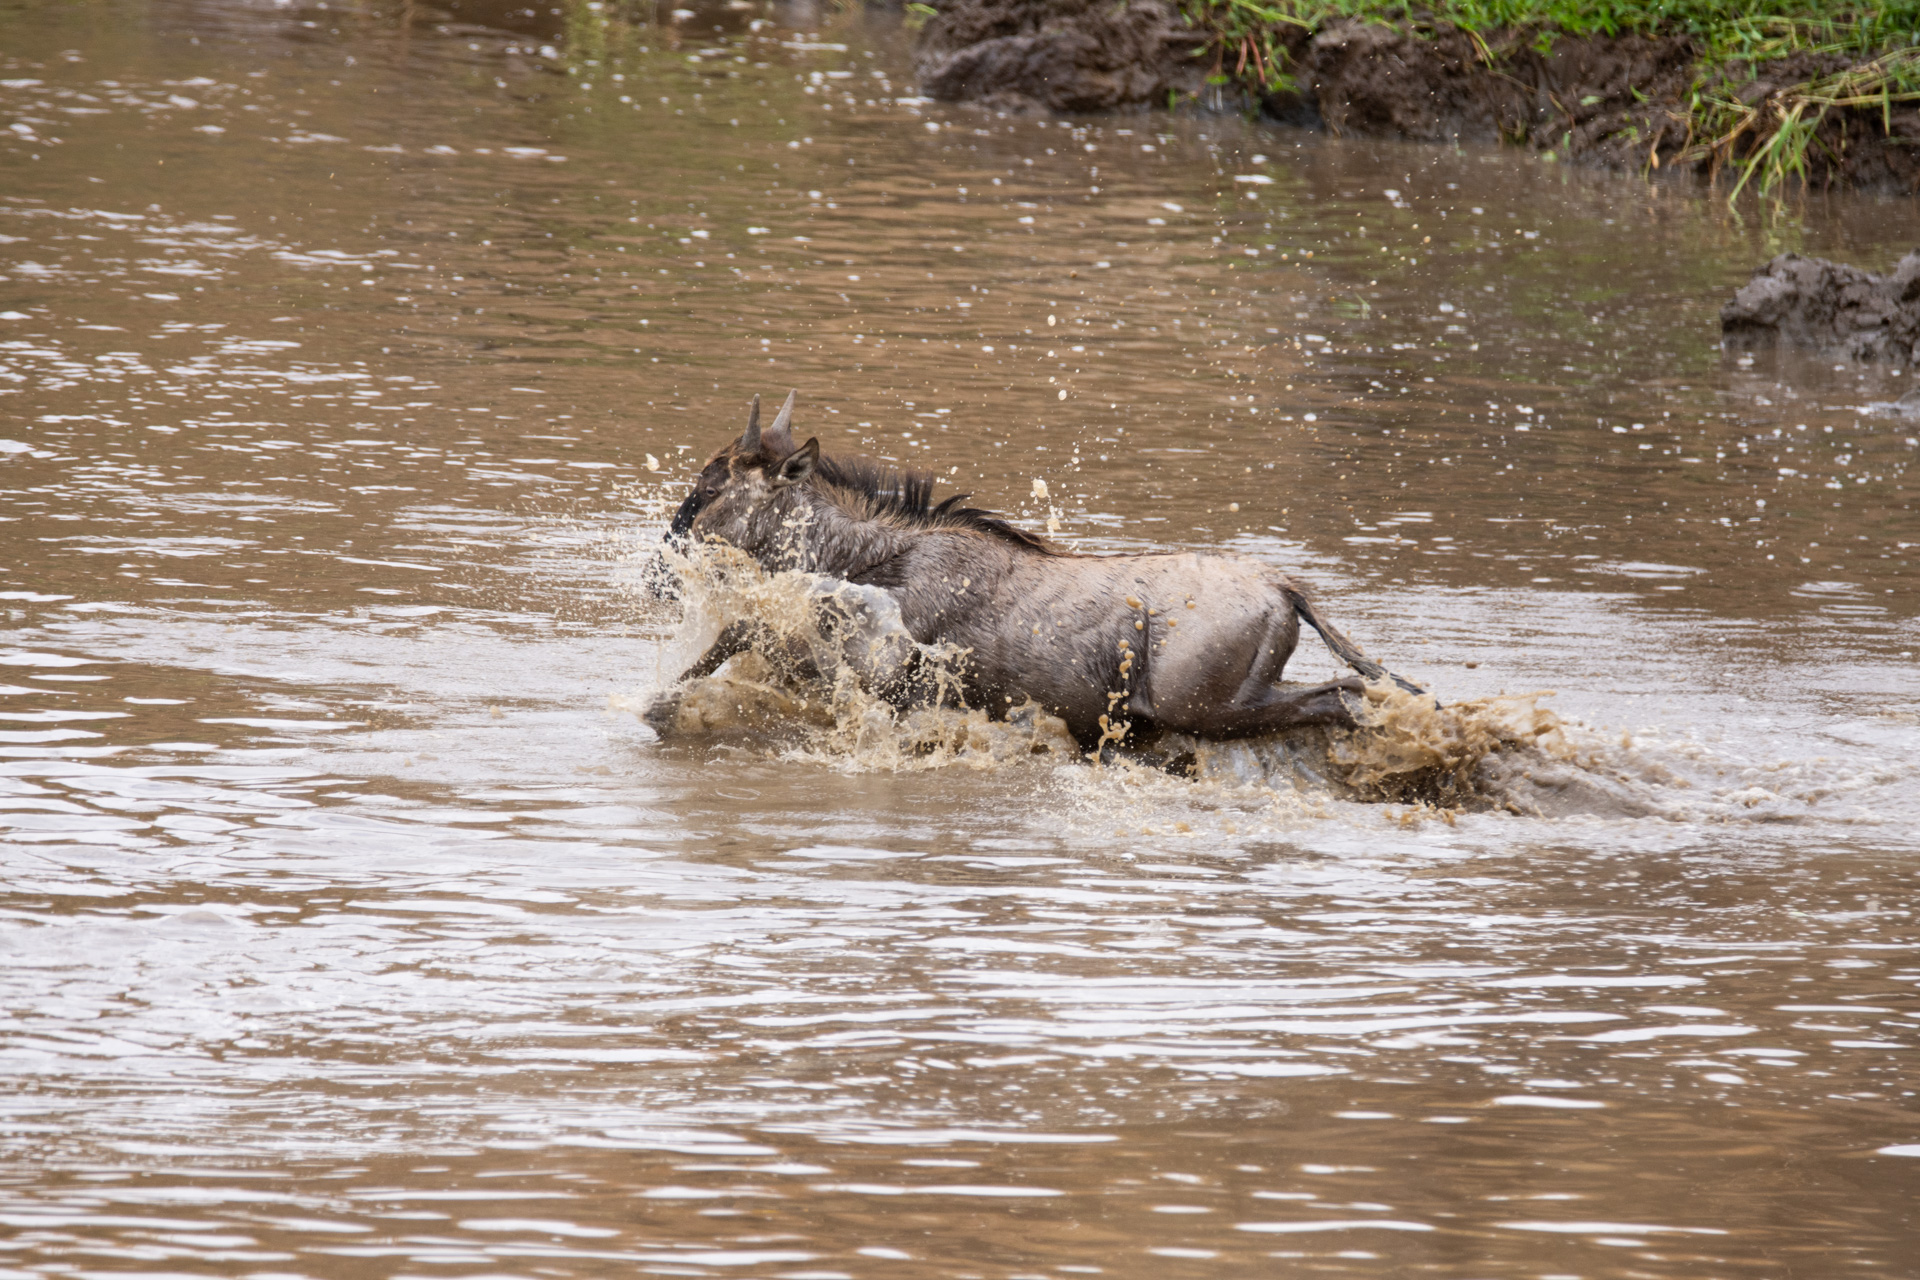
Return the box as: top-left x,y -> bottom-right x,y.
641,490 -> 708,601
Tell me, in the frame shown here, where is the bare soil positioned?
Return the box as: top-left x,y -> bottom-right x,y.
913,0 -> 1920,194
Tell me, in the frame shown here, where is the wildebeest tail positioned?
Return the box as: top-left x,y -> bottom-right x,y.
1284,586 -> 1427,697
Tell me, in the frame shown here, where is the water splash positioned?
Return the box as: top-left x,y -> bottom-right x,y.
619,529 -> 1903,828
626,548 -> 1588,796
615,542 -> 1080,772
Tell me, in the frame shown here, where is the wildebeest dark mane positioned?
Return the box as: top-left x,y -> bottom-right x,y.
813,452 -> 1054,553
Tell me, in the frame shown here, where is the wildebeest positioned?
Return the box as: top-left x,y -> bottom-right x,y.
648,390 -> 1423,752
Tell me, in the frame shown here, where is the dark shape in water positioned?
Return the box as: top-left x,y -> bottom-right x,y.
1721,250 -> 1920,363
649,391 -> 1426,752
914,0 -> 1207,113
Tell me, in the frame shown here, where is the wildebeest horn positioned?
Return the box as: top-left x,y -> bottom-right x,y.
740,394 -> 762,453
769,389 -> 796,439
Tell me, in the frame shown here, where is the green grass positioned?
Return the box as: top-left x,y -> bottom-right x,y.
1184,0 -> 1920,50
1688,44 -> 1920,199
1180,0 -> 1920,198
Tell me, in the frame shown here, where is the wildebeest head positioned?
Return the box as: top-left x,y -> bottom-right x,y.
661,389 -> 818,563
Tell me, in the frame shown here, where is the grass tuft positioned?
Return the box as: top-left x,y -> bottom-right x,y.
1180,0 -> 1920,198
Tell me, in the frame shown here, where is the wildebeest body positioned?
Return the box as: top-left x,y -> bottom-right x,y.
652,391 -> 1420,749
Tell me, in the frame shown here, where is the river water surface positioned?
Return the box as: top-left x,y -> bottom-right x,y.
2,1 -> 1918,1277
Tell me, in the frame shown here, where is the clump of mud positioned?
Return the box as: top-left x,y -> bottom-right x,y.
1262,20 -> 1703,170
1721,250 -> 1920,363
1284,29 -> 1920,193
913,5 -> 1701,164
913,0 -> 1207,113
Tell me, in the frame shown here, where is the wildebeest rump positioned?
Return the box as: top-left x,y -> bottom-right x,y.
649,391 -> 1424,751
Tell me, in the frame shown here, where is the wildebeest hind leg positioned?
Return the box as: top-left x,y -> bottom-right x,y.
1127,606 -> 1360,739
1148,678 -> 1365,740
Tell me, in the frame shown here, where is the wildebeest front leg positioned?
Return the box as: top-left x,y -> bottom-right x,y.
643,620 -> 804,733
682,620 -> 762,681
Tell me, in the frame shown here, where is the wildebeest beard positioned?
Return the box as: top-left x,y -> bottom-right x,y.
647,390 -> 1428,753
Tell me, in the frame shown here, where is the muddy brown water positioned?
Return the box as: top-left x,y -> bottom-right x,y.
2,2 -> 1918,1277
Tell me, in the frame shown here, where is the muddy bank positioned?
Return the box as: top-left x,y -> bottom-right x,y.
912,0 -> 1920,194
1722,250 -> 1920,363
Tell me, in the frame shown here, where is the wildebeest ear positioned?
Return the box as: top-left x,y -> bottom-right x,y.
771,436 -> 818,488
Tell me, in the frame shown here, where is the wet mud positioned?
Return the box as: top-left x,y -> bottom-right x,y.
915,2 -> 1920,191
1284,31 -> 1920,193
1722,249 -> 1920,364
913,0 -> 1208,113
1252,20 -> 1702,169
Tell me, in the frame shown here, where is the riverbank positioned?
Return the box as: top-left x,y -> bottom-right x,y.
912,0 -> 1920,196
